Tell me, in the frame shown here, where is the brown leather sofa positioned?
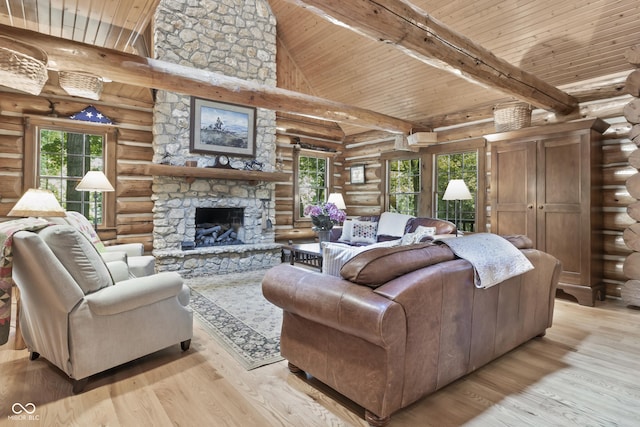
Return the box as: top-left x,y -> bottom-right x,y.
262,238 -> 561,426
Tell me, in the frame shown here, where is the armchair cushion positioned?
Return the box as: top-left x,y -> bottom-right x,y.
84,272 -> 183,315
39,225 -> 113,294
64,211 -> 106,252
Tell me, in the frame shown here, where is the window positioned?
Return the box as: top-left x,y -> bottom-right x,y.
39,129 -> 105,220
435,151 -> 478,232
24,117 -> 116,228
295,152 -> 330,220
387,158 -> 420,216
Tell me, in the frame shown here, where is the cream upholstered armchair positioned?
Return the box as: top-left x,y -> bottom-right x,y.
52,211 -> 156,277
12,225 -> 193,393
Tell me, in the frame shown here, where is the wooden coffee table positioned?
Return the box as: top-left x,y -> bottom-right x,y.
282,242 -> 323,270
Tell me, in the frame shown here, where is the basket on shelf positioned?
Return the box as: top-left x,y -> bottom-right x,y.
0,36 -> 48,96
493,101 -> 532,132
58,71 -> 103,100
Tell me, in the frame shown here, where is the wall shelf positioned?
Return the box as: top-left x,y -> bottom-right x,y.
142,164 -> 289,184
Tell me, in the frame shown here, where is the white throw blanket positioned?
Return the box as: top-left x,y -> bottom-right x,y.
436,233 -> 534,289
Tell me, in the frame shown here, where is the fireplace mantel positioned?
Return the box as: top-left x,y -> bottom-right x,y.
143,164 -> 288,184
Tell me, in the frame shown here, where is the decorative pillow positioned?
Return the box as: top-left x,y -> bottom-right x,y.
322,240 -> 399,277
64,211 -> 106,252
339,219 -> 354,242
341,243 -> 456,287
39,225 -> 113,294
351,220 -> 378,244
376,212 -> 414,238
400,225 -> 437,245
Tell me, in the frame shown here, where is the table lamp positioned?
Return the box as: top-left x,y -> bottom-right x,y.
75,171 -> 114,229
8,188 -> 66,217
327,193 -> 347,210
442,179 -> 472,236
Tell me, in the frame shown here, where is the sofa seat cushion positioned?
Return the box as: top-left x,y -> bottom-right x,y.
341,243 -> 456,287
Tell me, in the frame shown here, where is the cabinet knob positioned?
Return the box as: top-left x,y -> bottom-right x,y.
538,205 -> 544,210
527,204 -> 534,209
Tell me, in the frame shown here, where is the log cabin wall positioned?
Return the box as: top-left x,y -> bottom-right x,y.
274,36 -> 346,241
0,86 -> 155,249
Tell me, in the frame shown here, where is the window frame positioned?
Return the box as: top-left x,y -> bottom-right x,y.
383,155 -> 423,216
425,138 -> 486,232
23,116 -> 117,229
293,147 -> 334,226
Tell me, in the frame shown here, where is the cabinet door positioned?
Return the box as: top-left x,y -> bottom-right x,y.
537,135 -> 589,285
491,140 -> 537,239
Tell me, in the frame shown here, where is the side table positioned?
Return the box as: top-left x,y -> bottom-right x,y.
281,242 -> 323,270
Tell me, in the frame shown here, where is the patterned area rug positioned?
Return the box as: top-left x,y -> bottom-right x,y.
186,269 -> 283,370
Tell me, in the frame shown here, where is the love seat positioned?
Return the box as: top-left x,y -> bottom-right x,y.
262,236 -> 561,426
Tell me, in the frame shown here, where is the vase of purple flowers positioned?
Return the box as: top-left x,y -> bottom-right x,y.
304,201 -> 347,250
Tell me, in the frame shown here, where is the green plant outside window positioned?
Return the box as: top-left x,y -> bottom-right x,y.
298,155 -> 328,218
388,158 -> 420,216
38,128 -> 105,223
435,151 -> 478,232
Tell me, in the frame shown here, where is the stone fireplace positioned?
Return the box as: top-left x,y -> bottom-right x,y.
150,0 -> 280,277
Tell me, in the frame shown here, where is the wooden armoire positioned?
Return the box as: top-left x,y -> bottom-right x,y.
485,118 -> 610,306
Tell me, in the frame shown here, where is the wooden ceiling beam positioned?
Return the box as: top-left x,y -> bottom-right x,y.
0,24 -> 417,134
281,0 -> 579,115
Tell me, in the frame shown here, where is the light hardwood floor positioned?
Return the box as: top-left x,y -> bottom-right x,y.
1,297 -> 639,427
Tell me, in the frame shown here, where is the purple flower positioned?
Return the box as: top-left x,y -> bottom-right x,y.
304,202 -> 346,230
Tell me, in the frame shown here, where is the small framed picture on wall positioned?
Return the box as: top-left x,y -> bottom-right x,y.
350,164 -> 365,184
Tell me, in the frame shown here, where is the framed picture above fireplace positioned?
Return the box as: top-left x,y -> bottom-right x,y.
190,97 -> 256,157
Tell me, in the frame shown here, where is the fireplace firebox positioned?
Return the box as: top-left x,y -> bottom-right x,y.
191,207 -> 245,248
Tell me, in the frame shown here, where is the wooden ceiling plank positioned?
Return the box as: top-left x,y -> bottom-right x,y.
72,0 -> 91,42
280,0 -> 578,114
61,0 -> 78,40
22,0 -> 39,31
6,0 -> 26,28
124,0 -> 158,53
0,24 -> 417,134
49,0 -> 63,37
93,0 -> 118,47
35,0 -> 50,35
83,0 -> 106,45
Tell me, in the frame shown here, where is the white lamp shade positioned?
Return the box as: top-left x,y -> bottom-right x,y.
8,189 -> 66,217
327,193 -> 347,210
76,171 -> 114,192
442,179 -> 473,201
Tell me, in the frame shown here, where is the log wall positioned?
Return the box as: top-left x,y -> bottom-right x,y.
620,48 -> 640,306
0,87 -> 155,250
335,103 -> 634,300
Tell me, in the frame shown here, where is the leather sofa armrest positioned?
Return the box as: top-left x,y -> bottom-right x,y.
85,272 -> 184,315
262,264 -> 406,348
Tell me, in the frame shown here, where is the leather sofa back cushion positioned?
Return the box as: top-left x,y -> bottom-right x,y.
39,225 -> 114,294
340,243 -> 456,287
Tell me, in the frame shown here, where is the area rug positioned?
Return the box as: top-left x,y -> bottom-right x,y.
186,269 -> 283,370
